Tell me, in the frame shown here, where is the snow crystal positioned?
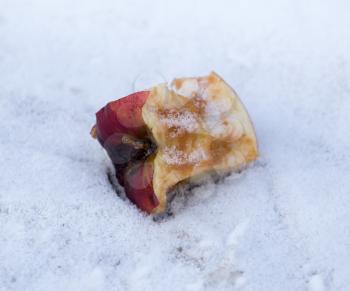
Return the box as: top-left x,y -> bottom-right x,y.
160,110 -> 199,133
163,146 -> 207,165
1,0 -> 350,290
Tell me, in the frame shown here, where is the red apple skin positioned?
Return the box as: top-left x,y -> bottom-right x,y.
95,90 -> 150,185
123,159 -> 159,213
94,90 -> 158,213
95,91 -> 149,145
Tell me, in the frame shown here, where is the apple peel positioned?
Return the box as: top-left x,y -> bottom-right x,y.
92,72 -> 258,214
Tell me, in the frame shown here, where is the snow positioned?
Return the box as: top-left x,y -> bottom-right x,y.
0,0 -> 350,290
160,110 -> 199,133
163,146 -> 207,165
308,274 -> 325,291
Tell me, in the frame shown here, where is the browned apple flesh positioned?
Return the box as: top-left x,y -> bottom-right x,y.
92,72 -> 258,214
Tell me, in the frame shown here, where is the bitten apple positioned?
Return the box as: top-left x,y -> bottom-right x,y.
92,72 -> 258,214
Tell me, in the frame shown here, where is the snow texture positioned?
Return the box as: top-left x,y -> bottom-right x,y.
160,110 -> 199,133
163,145 -> 207,165
0,0 -> 350,290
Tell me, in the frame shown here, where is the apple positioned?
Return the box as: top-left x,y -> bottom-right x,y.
91,91 -> 158,210
94,90 -> 149,144
92,72 -> 259,214
124,158 -> 159,213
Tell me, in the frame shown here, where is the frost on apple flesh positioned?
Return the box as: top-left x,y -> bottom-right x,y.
92,72 -> 259,214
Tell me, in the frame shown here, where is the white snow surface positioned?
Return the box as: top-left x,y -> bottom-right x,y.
1,0 -> 350,290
